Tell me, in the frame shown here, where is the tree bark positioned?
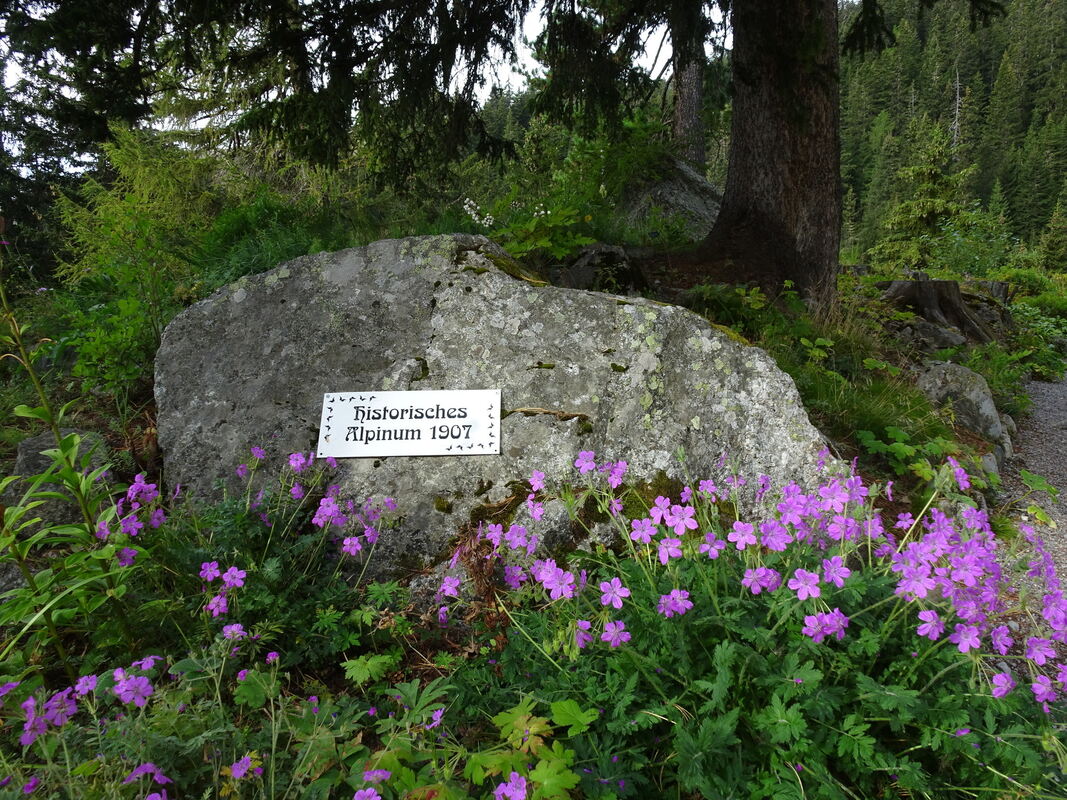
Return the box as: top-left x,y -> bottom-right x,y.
877,279 -> 996,342
672,57 -> 706,170
693,0 -> 841,306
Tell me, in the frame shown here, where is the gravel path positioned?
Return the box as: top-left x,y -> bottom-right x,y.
1000,375 -> 1067,571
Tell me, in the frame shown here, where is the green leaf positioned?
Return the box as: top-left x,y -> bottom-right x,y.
341,652 -> 400,688
529,751 -> 580,797
13,404 -> 51,422
1021,469 -> 1060,501
234,672 -> 268,708
549,699 -> 598,736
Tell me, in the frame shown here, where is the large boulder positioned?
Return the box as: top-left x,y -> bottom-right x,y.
915,361 -> 1013,467
616,157 -> 721,242
156,235 -> 832,576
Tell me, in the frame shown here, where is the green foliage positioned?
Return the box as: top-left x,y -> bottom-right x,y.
1022,289 -> 1067,320
856,426 -> 958,479
996,266 -> 1054,296
867,121 -> 976,274
451,461 -> 1063,799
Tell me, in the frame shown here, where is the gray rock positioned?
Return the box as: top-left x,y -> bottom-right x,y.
1,429 -> 107,534
981,452 -> 999,477
617,158 -> 721,242
0,561 -> 26,599
916,362 -> 1005,443
155,234 -> 835,578
1000,413 -> 1017,439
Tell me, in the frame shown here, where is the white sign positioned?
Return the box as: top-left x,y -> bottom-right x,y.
316,389 -> 500,458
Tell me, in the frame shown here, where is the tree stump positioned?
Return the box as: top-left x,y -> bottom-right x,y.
876,279 -> 995,343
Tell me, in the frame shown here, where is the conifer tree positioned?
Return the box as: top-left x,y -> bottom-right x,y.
1039,183 -> 1067,271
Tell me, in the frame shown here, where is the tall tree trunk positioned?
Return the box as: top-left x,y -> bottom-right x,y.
694,0 -> 841,305
668,1 -> 707,170
672,56 -> 706,169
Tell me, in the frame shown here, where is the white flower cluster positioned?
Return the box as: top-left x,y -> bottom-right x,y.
462,197 -> 494,228
532,203 -> 548,218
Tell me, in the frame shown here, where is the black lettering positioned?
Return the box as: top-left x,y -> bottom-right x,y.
414,408 -> 425,420
456,407 -> 468,419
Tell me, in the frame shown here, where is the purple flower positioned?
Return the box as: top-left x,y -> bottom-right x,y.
114,675 -> 153,707
698,533 -> 725,559
251,446 -> 266,460
200,561 -> 221,582
354,790 -> 381,800
529,470 -> 545,491
222,567 -> 246,588
73,675 -> 97,697
527,494 -> 545,521
727,521 -> 757,550
43,688 -> 76,726
505,524 -> 528,551
19,698 -> 46,747
991,672 -> 1015,698
1,680 -> 21,700
609,498 -> 623,516
946,456 -> 970,490
22,777 -> 39,794
206,593 -> 229,617
131,655 -> 162,671
822,556 -> 851,588
788,569 -> 821,601
541,567 -> 576,600
657,537 -> 682,565
363,769 -> 391,784
223,624 -> 247,640
149,508 -> 167,529
650,496 -> 671,525
1025,637 -> 1056,666
440,575 -> 461,598
437,606 -> 449,627
575,620 -> 594,649
504,565 -> 527,590
342,536 -> 362,556
236,464 -> 249,479
121,514 -> 144,539
231,756 -> 252,779
266,652 -> 280,664
742,567 -> 781,595
117,547 -> 137,567
760,520 -> 792,551
312,496 -> 348,528
916,610 -> 944,641
599,577 -> 631,609
665,504 -> 698,535
630,517 -> 655,544
948,624 -> 981,654
237,669 -> 248,682
657,589 -> 693,618
289,452 -> 311,473
425,708 -> 444,730
1032,675 -> 1057,704
608,460 -> 628,488
574,451 -> 596,474
290,483 -> 305,500
601,620 -> 631,648
493,771 -> 528,800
